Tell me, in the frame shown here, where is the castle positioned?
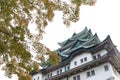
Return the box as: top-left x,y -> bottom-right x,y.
31,27 -> 120,80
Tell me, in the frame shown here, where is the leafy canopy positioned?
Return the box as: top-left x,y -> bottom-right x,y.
0,0 -> 96,80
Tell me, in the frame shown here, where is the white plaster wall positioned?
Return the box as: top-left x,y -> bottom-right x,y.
51,67 -> 64,76
44,65 -> 70,79
70,52 -> 93,69
98,49 -> 108,55
52,69 -> 57,76
32,73 -> 42,80
43,62 -> 117,80
64,62 -> 118,80
80,62 -> 115,80
93,49 -> 108,57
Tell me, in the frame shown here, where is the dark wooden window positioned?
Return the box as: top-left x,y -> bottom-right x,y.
80,59 -> 83,63
77,75 -> 80,80
93,56 -> 96,60
57,70 -> 59,75
67,66 -> 70,70
87,72 -> 90,77
84,57 -> 87,61
73,76 -> 76,80
48,74 -> 49,78
37,77 -> 39,80
87,70 -> 95,77
91,70 -> 95,75
74,61 -> 77,66
50,73 -> 52,77
97,54 -> 101,58
104,65 -> 109,71
60,69 -> 62,73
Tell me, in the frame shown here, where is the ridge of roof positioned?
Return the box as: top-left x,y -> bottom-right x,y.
58,29 -> 93,50
58,27 -> 88,47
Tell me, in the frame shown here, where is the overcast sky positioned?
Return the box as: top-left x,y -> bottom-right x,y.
1,0 -> 120,79
41,0 -> 120,51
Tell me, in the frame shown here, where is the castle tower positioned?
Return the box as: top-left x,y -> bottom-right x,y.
31,27 -> 120,80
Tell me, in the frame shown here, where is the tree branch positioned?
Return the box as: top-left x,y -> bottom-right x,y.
0,28 -> 12,37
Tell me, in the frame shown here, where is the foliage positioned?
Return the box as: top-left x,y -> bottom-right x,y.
0,0 -> 96,80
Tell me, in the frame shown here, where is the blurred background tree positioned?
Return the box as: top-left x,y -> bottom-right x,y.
0,0 -> 96,80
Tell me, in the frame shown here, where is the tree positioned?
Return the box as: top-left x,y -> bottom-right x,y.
0,0 -> 96,80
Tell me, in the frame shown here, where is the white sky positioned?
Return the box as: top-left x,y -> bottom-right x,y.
0,0 -> 120,79
41,0 -> 120,51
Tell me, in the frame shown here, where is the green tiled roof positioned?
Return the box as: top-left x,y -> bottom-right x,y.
56,27 -> 100,60
58,27 -> 88,47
